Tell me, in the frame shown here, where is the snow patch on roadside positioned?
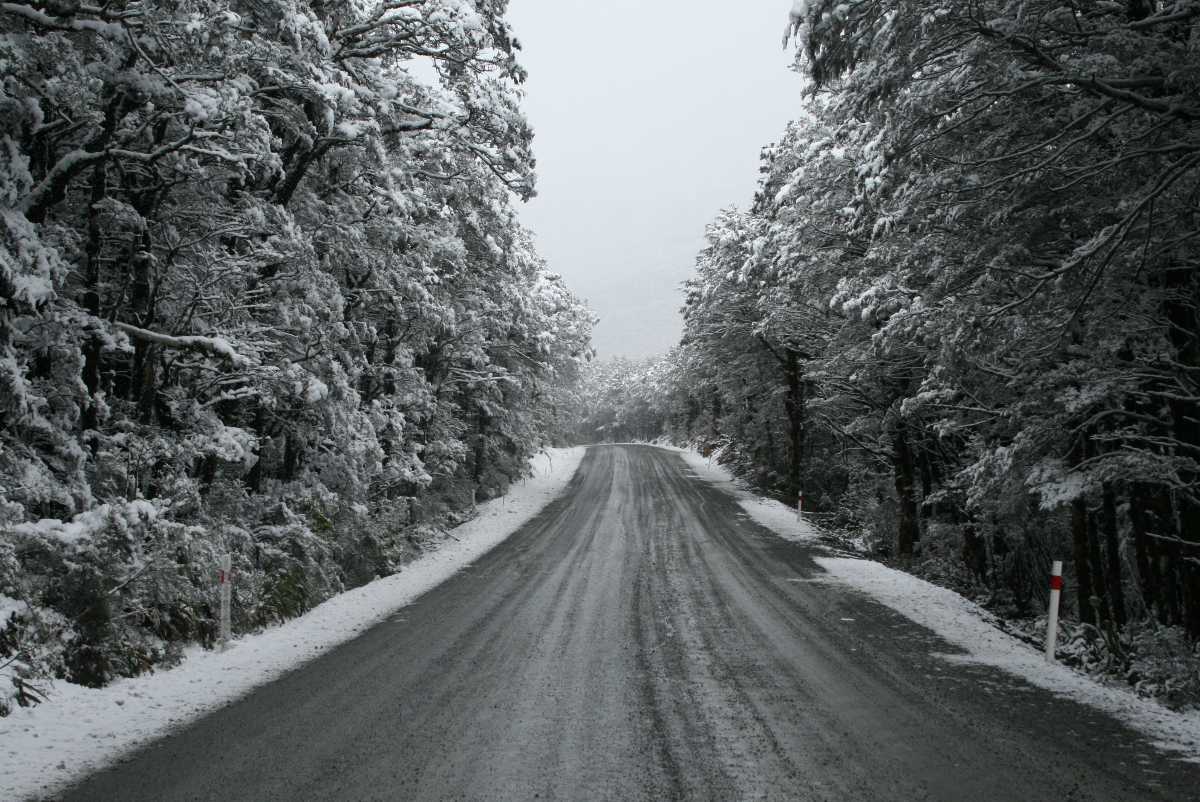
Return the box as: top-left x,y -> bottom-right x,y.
0,447 -> 586,802
666,444 -> 1200,763
672,446 -> 821,542
812,557 -> 1200,762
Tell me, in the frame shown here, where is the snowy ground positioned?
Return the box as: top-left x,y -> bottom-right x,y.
673,447 -> 822,541
0,447 -> 586,802
673,445 -> 1200,763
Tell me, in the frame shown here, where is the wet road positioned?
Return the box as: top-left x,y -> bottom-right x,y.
60,445 -> 1200,801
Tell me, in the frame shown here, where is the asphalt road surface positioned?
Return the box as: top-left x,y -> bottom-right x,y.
60,445 -> 1200,801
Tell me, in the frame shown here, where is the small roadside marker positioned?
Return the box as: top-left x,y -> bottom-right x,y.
1044,560 -> 1063,663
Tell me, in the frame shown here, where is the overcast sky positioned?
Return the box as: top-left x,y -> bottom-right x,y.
506,0 -> 803,359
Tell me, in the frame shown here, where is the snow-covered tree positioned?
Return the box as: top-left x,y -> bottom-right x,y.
0,0 -> 593,709
669,0 -> 1200,648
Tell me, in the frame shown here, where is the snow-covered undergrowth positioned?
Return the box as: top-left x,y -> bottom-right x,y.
0,447 -> 585,802
1006,616 -> 1200,711
671,445 -> 1200,763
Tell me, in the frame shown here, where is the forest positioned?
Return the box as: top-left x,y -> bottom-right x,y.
0,0 -> 593,713
581,0 -> 1200,705
4,0 -> 1199,720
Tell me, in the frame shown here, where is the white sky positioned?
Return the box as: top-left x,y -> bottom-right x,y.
507,0 -> 803,358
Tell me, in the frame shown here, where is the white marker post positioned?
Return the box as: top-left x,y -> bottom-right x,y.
218,554 -> 232,651
796,490 -> 804,525
1044,560 -> 1063,663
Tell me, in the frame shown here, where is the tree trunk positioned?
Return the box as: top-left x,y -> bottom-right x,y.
80,161 -> 108,433
783,349 -> 804,506
243,410 -> 267,493
1086,506 -> 1112,625
472,410 -> 489,490
962,524 -> 988,582
1101,483 -> 1127,626
1163,263 -> 1200,635
1071,496 -> 1097,626
1069,434 -> 1108,625
282,429 -> 301,482
1129,483 -> 1157,620
893,426 -> 919,559
136,346 -> 158,425
918,449 -> 934,520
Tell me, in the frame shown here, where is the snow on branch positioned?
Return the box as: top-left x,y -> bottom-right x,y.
0,3 -> 109,32
23,132 -> 201,222
113,322 -> 251,368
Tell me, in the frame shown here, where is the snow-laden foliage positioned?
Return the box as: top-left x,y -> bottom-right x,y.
0,0 -> 593,713
658,0 -> 1200,703
571,355 -> 675,444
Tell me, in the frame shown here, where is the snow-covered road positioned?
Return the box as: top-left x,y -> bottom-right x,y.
41,446 -> 1200,800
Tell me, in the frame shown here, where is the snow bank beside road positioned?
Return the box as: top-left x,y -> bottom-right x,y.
674,447 -> 822,541
814,557 -> 1200,762
1,447 -> 586,802
670,444 -> 1200,762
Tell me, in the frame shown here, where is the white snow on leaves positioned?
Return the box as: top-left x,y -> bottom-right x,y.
11,500 -> 158,547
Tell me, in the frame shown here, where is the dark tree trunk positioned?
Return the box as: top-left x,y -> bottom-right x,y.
893,426 -> 920,559
1162,263 -> 1200,635
764,424 -> 775,479
1069,434 -> 1108,625
198,453 -> 219,492
962,524 -> 988,582
1086,507 -> 1112,625
783,349 -> 804,506
244,409 -> 268,493
274,140 -> 334,207
1186,559 -> 1200,640
1071,496 -> 1097,626
918,449 -> 934,519
1101,483 -> 1127,626
244,456 -> 263,493
80,161 -> 108,432
472,410 -> 489,489
282,430 -> 301,482
136,346 -> 158,425
1129,483 -> 1157,619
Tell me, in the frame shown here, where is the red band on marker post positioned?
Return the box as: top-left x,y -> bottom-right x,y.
1045,560 -> 1064,663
